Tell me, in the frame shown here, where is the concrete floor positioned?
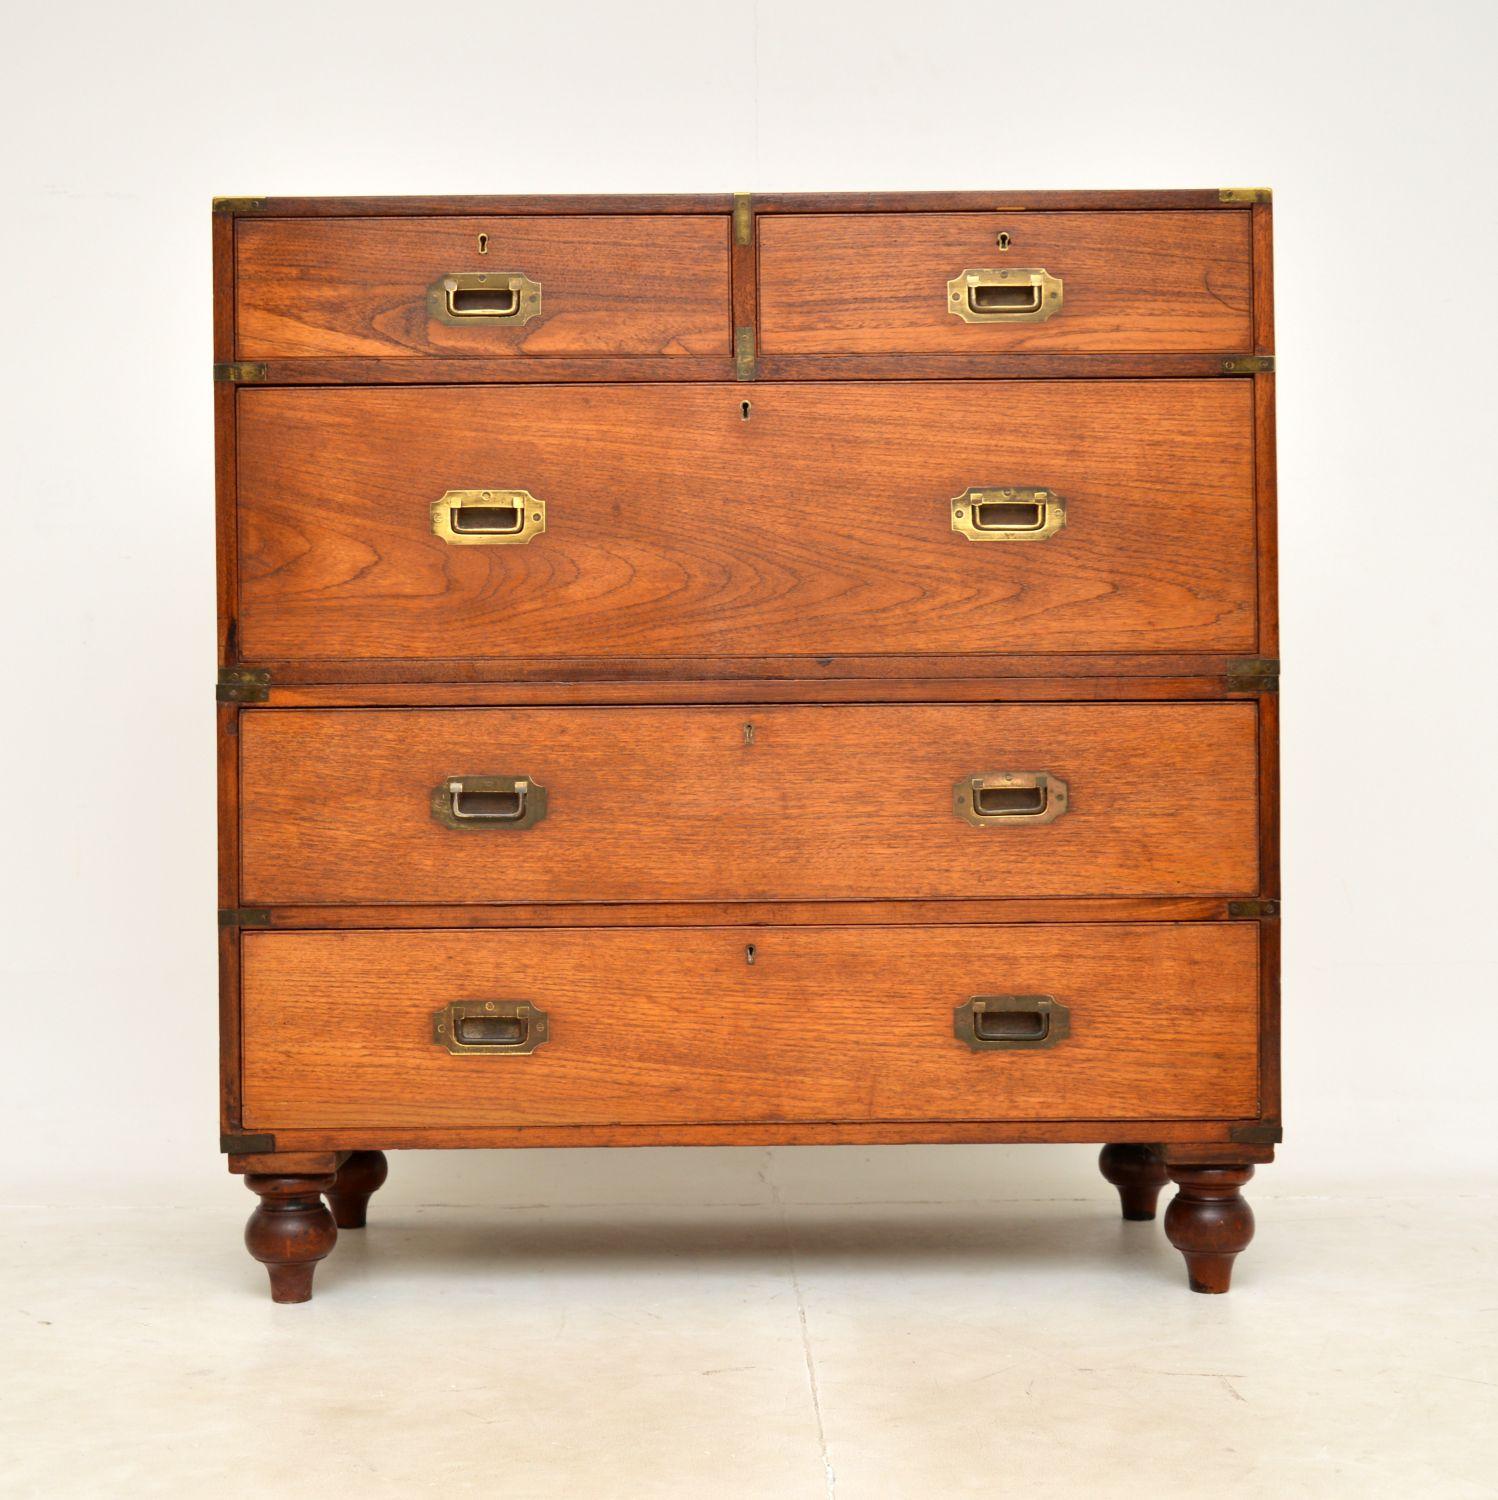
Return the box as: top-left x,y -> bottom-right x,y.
5,1180 -> 1496,1498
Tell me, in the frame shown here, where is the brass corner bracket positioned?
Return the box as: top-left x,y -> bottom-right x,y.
217,666 -> 270,703
1218,188 -> 1272,204
213,197 -> 266,214
1229,1122 -> 1283,1144
1226,657 -> 1279,692
213,362 -> 267,384
1227,900 -> 1280,919
219,908 -> 271,929
221,1132 -> 276,1153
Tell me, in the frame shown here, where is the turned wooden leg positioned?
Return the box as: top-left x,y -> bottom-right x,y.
244,1173 -> 338,1303
1098,1144 -> 1169,1221
1163,1165 -> 1255,1294
326,1150 -> 389,1229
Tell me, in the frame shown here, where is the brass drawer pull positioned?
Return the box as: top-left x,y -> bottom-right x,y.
433,1000 -> 550,1056
952,487 -> 1067,543
431,489 -> 546,546
431,775 -> 548,831
947,268 -> 1063,323
954,995 -> 1070,1051
955,771 -> 1069,827
429,271 -> 542,326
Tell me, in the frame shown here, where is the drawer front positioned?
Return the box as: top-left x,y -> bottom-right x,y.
236,380 -> 1256,661
238,704 -> 1259,904
240,924 -> 1261,1128
759,212 -> 1252,354
234,216 -> 729,359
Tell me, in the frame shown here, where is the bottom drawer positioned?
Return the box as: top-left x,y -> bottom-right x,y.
241,924 -> 1260,1129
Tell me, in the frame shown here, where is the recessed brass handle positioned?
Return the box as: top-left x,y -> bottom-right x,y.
431,775 -> 548,831
947,268 -> 1063,323
955,772 -> 1069,827
428,271 -> 542,326
433,1000 -> 550,1056
954,995 -> 1070,1051
951,487 -> 1067,543
431,489 -> 546,546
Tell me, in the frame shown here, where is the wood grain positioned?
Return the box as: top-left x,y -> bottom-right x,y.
240,924 -> 1260,1129
759,213 -> 1253,354
237,703 -> 1259,904
236,381 -> 1256,661
235,216 -> 730,359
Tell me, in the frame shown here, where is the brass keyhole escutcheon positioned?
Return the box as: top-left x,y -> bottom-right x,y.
477,233 -> 489,254
996,231 -> 1012,251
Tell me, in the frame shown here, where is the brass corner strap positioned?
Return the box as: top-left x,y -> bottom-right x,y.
1229,1122 -> 1283,1144
219,908 -> 271,929
733,192 -> 753,246
1220,355 -> 1274,374
217,666 -> 270,702
1226,657 -> 1279,692
221,1132 -> 276,1153
1218,188 -> 1272,204
213,362 -> 267,383
1227,900 -> 1280,919
212,197 -> 266,214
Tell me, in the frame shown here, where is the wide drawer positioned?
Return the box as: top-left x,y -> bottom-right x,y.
759,212 -> 1253,354
239,924 -> 1261,1128
238,703 -> 1259,904
236,380 -> 1257,660
234,215 -> 730,359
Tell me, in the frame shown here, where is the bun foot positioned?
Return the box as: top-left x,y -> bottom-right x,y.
244,1173 -> 338,1303
1163,1164 -> 1255,1294
1098,1143 -> 1169,1221
326,1150 -> 389,1230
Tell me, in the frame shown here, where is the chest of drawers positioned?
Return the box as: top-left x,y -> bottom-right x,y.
214,190 -> 1279,1302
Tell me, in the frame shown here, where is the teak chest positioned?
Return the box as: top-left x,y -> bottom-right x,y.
214,189 -> 1280,1301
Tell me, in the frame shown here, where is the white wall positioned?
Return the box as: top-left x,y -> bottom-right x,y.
2,0 -> 1495,1209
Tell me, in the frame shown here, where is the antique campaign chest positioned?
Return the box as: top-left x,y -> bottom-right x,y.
213,190 -> 1279,1301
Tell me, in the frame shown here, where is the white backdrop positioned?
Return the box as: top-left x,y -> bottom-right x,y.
3,0 -> 1495,1210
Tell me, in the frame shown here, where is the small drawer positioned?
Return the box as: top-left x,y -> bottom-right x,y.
234,215 -> 730,359
238,703 -> 1259,905
236,379 -> 1257,662
239,923 -> 1261,1129
758,211 -> 1253,354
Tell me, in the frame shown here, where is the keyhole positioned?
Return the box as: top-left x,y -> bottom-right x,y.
745,944 -> 757,965
996,231 -> 1012,251
740,400 -> 751,421
478,233 -> 489,254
